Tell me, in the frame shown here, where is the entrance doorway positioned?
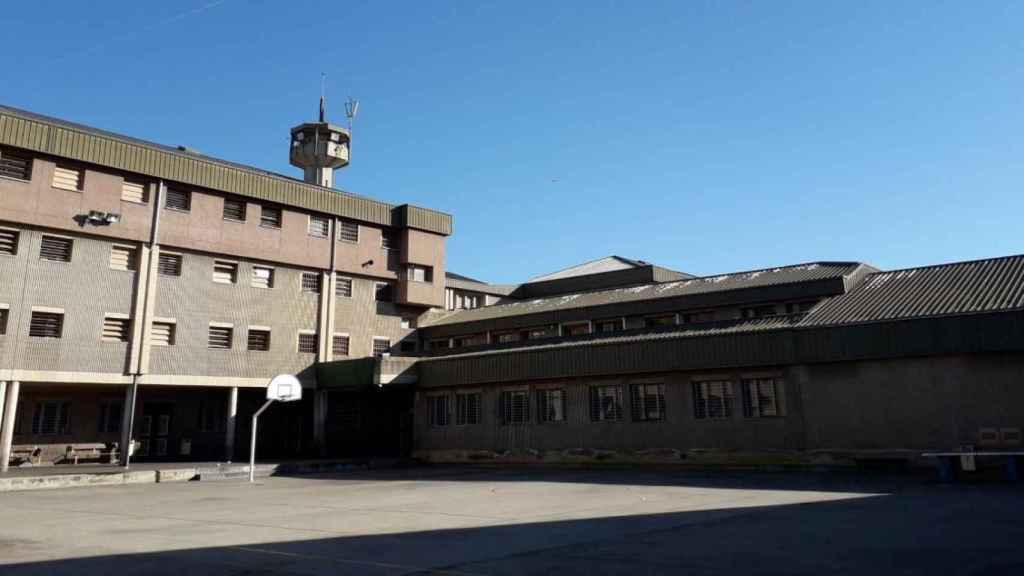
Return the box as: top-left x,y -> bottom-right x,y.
138,402 -> 174,460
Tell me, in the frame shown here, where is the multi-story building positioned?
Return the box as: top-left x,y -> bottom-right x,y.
1,103 -> 1022,471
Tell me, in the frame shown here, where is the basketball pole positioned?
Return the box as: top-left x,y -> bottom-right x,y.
249,399 -> 275,483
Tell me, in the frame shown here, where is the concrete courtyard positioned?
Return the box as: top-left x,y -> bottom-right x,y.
0,466 -> 1021,575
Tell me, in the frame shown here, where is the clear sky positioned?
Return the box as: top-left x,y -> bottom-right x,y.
3,1 -> 1023,283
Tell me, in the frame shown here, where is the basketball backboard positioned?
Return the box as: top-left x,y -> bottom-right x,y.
267,374 -> 302,402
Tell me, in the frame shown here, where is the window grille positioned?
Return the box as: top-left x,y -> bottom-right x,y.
39,236 -> 72,262
456,392 -> 481,425
693,380 -> 733,419
589,385 -> 623,422
537,389 -> 566,422
630,382 -> 666,421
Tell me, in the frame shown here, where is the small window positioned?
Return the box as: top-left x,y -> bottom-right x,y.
157,252 -> 183,277
247,328 -> 271,351
399,340 -> 416,353
260,205 -> 282,228
742,378 -> 781,418
407,265 -> 433,283
456,392 -> 481,425
338,220 -> 359,243
98,401 -> 123,434
212,261 -> 238,284
785,301 -> 817,314
208,325 -> 233,349
381,229 -> 397,250
109,245 -> 138,271
101,315 -> 131,342
335,276 -> 353,298
0,147 -> 32,181
630,382 -> 666,422
165,187 -> 191,211
682,311 -> 716,324
51,165 -> 83,191
0,308 -> 8,335
741,305 -> 779,319
374,282 -> 393,302
150,321 -> 176,346
198,401 -> 226,433
594,319 -> 623,333
121,179 -> 149,204
537,389 -> 566,423
523,326 -> 555,340
428,395 -> 450,427
223,198 -> 246,222
589,385 -> 623,422
308,215 -> 330,238
644,314 -> 677,328
39,235 -> 73,262
500,390 -> 530,425
251,266 -> 274,289
297,332 -> 318,354
693,380 -> 733,420
0,228 -> 20,256
29,311 -> 64,339
430,338 -> 451,350
373,337 -> 391,356
332,334 -> 350,356
400,317 -> 414,329
31,401 -> 71,435
561,322 -> 590,337
301,272 -> 321,294
493,332 -> 519,344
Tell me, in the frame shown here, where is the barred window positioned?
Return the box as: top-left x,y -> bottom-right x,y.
98,401 -> 122,434
338,220 -> 359,243
0,228 -> 19,256
374,282 -> 393,302
742,378 -> 781,418
29,311 -> 63,339
101,315 -> 131,342
165,187 -> 191,211
51,165 -> 83,191
682,311 -> 716,324
208,325 -> 233,349
594,319 -> 623,333
537,389 -> 566,423
212,260 -> 238,284
297,332 -> 318,354
308,215 -> 330,238
561,322 -> 590,337
381,229 -> 397,250
0,308 -> 8,335
251,266 -> 274,289
589,385 -> 623,422
500,390 -> 530,425
121,179 -> 148,203
32,401 -> 71,435
0,147 -> 32,180
150,321 -> 176,346
260,205 -> 282,228
335,276 -> 353,298
157,252 -> 182,276
223,198 -> 246,222
456,392 -> 481,425
373,337 -> 391,356
301,272 -> 321,294
428,395 -> 450,427
247,328 -> 271,351
644,314 -> 677,328
630,382 -> 665,422
109,245 -> 138,271
693,380 -> 733,420
39,235 -> 72,262
332,334 -> 350,356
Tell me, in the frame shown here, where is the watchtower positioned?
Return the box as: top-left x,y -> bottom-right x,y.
289,96 -> 351,188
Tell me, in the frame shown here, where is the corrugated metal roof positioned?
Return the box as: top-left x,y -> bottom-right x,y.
801,254 -> 1024,326
529,255 -> 649,282
424,261 -> 868,327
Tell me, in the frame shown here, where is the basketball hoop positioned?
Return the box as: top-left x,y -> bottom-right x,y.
250,374 -> 303,482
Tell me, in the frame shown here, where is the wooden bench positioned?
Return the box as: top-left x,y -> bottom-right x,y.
64,443 -> 119,465
11,445 -> 41,466
922,451 -> 1023,482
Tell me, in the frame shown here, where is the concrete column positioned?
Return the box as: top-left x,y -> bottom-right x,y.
224,387 -> 238,462
119,381 -> 138,465
314,389 -> 328,457
0,381 -> 20,473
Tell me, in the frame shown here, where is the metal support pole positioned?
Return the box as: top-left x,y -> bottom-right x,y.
225,387 -> 238,462
0,382 -> 7,448
121,376 -> 139,469
249,399 -> 275,483
0,381 -> 20,473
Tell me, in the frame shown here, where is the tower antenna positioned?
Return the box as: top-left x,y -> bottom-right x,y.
319,73 -> 327,122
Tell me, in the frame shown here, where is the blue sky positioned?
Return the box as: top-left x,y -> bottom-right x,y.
3,1 -> 1023,283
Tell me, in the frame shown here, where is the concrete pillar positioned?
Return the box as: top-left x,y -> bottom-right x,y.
119,381 -> 138,465
224,387 -> 238,462
0,381 -> 20,473
314,389 -> 328,457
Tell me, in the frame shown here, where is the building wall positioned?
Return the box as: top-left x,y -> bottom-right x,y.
333,275 -> 420,358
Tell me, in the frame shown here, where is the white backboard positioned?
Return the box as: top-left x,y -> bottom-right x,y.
267,374 -> 303,402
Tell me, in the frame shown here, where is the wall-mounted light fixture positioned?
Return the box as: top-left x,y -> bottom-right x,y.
362,259 -> 374,268
75,211 -> 121,227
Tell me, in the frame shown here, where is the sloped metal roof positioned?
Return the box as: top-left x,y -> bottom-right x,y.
529,255 -> 649,282
801,254 -> 1024,326
423,261 -> 869,327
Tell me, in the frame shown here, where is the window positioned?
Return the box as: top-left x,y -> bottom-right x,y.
0,147 -> 32,180
0,308 -> 8,335
407,265 -> 433,283
121,179 -> 148,203
693,380 -> 734,420
301,272 -> 321,294
644,314 -> 677,328
157,252 -> 182,276
101,315 -> 131,342
400,317 -> 414,329
561,322 -> 590,337
308,215 -> 330,238
98,401 -> 122,434
212,261 -> 238,284
741,305 -> 779,319
0,228 -> 20,256
208,324 -> 233,349
456,392 -> 481,425
399,340 -> 416,353
31,401 -> 71,435
335,276 -> 353,298
500,390 -> 530,425
453,334 -> 487,348
786,301 -> 817,314
51,165 -> 83,191
589,385 -> 623,422
594,319 -> 623,333
39,235 -> 72,262
338,220 -> 359,243
251,266 -> 274,289
198,401 -> 225,433
537,389 -> 566,423
381,229 -> 397,250
493,332 -> 519,344
297,332 -> 318,354
247,328 -> 271,351
430,338 -> 451,350
742,378 -> 781,418
332,334 -> 350,356
630,382 -> 666,421
428,395 -> 450,427
682,311 -> 716,324
374,282 -> 394,302
223,198 -> 246,222
29,311 -> 63,339
109,245 -> 138,271
260,205 -> 282,228
150,321 -> 176,346
373,337 -> 391,356
165,187 -> 191,211
523,326 -> 555,340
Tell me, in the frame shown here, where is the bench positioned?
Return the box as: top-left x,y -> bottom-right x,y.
64,443 -> 119,465
922,451 -> 1023,482
11,445 -> 42,466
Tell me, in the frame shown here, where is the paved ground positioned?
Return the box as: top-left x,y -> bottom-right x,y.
0,466 -> 1021,575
